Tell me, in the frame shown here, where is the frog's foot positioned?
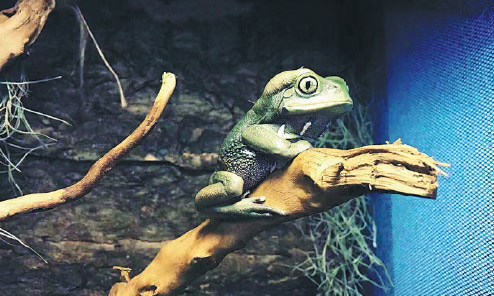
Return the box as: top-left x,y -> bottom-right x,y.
195,171 -> 244,210
209,196 -> 286,219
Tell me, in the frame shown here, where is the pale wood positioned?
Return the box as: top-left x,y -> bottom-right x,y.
109,141 -> 447,296
0,0 -> 56,70
0,73 -> 176,221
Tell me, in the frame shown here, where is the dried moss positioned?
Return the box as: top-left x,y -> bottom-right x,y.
0,75 -> 66,258
0,75 -> 65,194
297,103 -> 392,295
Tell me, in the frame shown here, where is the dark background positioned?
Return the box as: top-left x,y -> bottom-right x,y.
0,0 -> 382,295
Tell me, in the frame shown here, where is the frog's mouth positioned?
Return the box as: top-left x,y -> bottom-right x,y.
282,98 -> 353,115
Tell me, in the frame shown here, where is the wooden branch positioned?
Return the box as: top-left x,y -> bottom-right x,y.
0,72 -> 176,221
0,0 -> 56,71
109,141 -> 448,296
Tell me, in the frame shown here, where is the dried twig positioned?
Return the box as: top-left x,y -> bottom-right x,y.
0,73 -> 176,222
0,228 -> 47,263
73,6 -> 128,108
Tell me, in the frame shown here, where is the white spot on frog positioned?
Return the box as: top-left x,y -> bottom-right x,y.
244,149 -> 256,157
277,124 -> 286,137
300,121 -> 312,136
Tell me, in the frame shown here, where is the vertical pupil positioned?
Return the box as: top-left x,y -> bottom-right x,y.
305,80 -> 311,90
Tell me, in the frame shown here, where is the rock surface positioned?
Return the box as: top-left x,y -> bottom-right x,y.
0,0 -> 379,295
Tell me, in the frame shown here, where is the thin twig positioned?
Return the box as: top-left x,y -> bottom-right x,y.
73,6 -> 128,108
76,4 -> 88,114
20,105 -> 71,126
0,227 -> 47,263
0,76 -> 62,85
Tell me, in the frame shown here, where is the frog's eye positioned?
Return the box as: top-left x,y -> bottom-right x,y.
298,76 -> 318,95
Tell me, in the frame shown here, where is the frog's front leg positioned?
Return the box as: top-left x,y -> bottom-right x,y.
195,171 -> 285,218
242,124 -> 313,158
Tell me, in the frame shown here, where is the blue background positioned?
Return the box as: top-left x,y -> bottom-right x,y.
373,9 -> 494,296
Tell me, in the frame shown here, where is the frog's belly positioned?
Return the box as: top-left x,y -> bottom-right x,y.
219,147 -> 275,191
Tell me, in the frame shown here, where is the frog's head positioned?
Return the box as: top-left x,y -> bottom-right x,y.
253,68 -> 353,122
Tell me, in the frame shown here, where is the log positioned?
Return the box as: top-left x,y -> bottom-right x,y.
0,0 -> 56,71
109,141 -> 447,296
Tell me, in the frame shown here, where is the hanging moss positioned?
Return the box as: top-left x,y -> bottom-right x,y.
296,103 -> 392,296
0,76 -> 67,194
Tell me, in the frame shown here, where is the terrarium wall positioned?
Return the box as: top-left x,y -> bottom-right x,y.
373,2 -> 494,295
0,0 -> 382,295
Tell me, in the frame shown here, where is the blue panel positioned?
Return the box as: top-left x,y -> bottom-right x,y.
374,10 -> 494,296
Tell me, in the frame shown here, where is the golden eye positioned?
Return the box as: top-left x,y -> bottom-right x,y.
298,76 -> 318,94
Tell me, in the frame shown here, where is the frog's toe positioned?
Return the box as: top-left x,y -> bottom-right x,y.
241,196 -> 266,204
254,197 -> 266,204
210,199 -> 285,219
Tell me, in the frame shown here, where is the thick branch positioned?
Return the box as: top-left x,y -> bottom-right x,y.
0,72 -> 176,221
0,0 -> 56,70
109,141 -> 448,296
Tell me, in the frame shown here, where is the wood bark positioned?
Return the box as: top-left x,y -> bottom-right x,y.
109,141 -> 447,296
0,0 -> 56,71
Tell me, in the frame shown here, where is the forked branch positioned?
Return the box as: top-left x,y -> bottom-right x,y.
109,141 -> 448,296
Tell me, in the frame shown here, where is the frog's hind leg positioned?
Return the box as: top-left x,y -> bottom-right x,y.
195,171 -> 244,210
195,171 -> 286,219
